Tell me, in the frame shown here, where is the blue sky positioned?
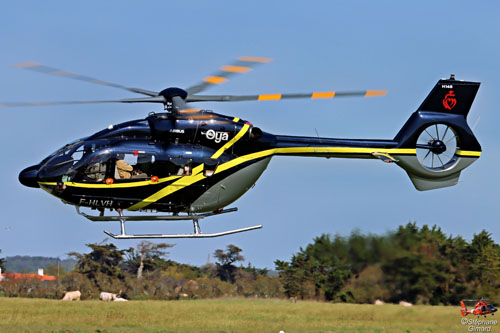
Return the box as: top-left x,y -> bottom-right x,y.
0,1 -> 498,269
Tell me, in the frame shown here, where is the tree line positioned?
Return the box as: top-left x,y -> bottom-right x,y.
0,223 -> 499,304
3,256 -> 76,274
276,222 -> 500,304
0,250 -> 5,272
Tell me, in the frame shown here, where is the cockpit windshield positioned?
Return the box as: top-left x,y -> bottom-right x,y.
38,140 -> 111,181
43,138 -> 85,162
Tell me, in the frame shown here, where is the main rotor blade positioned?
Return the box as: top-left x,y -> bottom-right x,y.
186,56 -> 272,95
12,62 -> 159,97
0,96 -> 166,108
186,90 -> 387,102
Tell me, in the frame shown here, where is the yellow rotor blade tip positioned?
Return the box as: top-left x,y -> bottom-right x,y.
365,90 -> 388,97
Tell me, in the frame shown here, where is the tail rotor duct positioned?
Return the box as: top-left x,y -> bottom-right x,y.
416,123 -> 458,171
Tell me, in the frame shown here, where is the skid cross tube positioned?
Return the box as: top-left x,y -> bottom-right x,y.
76,206 -> 238,221
118,208 -> 126,236
76,206 -> 262,239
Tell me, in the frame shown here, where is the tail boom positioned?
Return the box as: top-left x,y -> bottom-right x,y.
246,76 -> 481,191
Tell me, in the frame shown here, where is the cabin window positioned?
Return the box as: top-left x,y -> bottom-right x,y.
114,152 -> 156,180
203,158 -> 219,177
170,157 -> 193,176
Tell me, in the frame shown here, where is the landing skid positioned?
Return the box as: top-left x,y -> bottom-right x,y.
103,225 -> 263,239
76,206 -> 262,239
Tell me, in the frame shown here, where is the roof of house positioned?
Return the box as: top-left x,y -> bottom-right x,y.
1,273 -> 56,281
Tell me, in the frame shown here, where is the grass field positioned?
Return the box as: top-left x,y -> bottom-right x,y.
0,297 -> 477,332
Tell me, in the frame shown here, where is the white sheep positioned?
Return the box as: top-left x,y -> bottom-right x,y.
100,291 -> 117,301
62,290 -> 81,301
399,301 -> 413,307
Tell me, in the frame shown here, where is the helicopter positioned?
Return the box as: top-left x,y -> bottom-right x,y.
6,57 -> 481,239
461,299 -> 497,317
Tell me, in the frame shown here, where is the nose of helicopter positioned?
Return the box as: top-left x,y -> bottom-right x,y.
19,165 -> 40,188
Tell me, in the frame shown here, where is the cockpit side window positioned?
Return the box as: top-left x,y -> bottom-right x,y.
85,161 -> 107,182
70,146 -> 85,164
82,153 -> 112,182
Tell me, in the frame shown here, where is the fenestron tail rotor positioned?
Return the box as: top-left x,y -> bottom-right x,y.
416,123 -> 458,171
2,57 -> 388,111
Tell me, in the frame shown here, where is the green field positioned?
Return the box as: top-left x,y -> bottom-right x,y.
0,298 -> 475,332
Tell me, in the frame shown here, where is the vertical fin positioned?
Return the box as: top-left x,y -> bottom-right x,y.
461,301 -> 468,316
417,75 -> 480,118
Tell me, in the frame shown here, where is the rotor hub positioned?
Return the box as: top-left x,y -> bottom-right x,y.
158,87 -> 188,101
429,139 -> 446,155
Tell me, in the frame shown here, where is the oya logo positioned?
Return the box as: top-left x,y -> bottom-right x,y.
204,129 -> 229,143
442,90 -> 457,110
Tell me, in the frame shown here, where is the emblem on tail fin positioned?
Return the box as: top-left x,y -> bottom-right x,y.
417,75 -> 479,117
443,90 -> 457,110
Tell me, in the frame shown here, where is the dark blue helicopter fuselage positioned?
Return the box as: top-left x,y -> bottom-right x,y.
19,97 -> 481,213
19,110 -> 403,213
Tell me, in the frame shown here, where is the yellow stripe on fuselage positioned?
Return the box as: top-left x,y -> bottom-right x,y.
456,150 -> 481,157
64,175 -> 181,188
212,124 -> 250,159
274,147 -> 416,155
39,176 -> 181,188
39,148 -> 481,191
129,172 -> 206,209
38,182 -> 57,186
128,146 -> 416,210
41,145 -> 481,211
128,124 -> 251,210
213,148 -> 416,174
